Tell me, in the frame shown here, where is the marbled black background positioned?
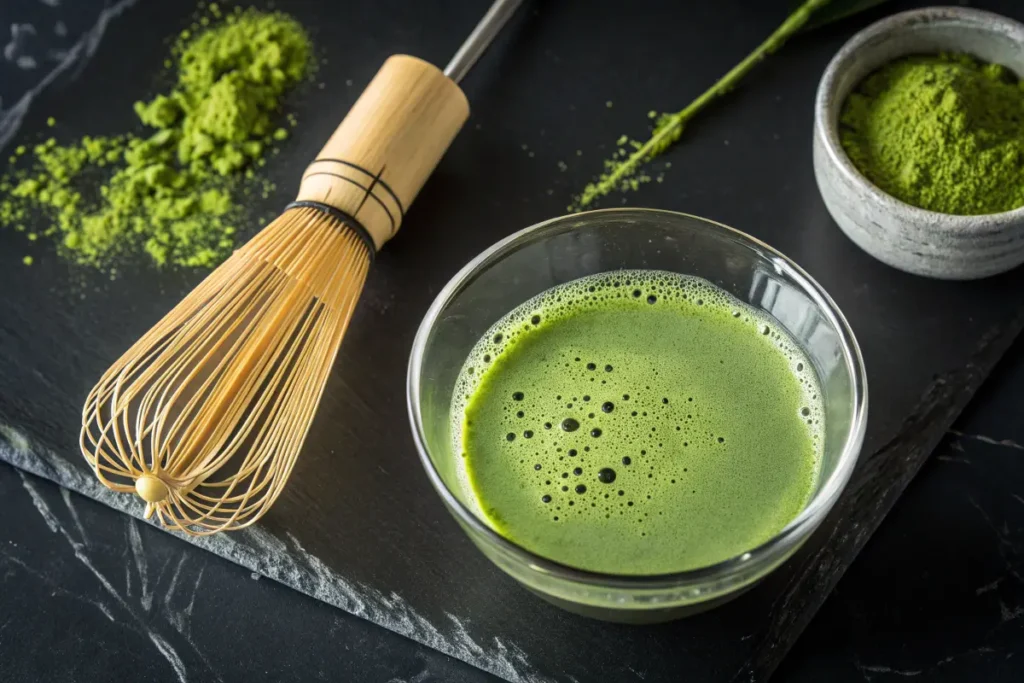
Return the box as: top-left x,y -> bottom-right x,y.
1,1 -> 1023,681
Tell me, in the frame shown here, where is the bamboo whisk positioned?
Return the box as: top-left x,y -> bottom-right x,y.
80,0 -> 523,535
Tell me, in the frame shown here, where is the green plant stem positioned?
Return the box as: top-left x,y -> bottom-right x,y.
577,0 -> 831,209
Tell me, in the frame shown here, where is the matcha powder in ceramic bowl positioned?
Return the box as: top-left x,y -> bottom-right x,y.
0,4 -> 313,270
840,53 -> 1024,216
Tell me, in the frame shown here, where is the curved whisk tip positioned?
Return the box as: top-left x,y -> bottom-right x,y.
135,474 -> 169,504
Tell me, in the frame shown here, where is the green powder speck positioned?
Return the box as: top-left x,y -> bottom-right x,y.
0,6 -> 312,270
840,53 -> 1024,215
570,0 -> 831,211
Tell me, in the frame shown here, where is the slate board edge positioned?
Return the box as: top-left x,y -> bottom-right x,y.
0,440 -> 553,683
742,312 -> 1024,681
2,317 -> 1020,683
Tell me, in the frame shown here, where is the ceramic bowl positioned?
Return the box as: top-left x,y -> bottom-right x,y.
813,7 -> 1024,280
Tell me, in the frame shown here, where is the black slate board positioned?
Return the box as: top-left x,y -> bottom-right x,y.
0,461 -> 505,683
3,0 -> 1024,681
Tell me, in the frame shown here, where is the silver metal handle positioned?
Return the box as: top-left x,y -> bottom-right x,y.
444,0 -> 524,84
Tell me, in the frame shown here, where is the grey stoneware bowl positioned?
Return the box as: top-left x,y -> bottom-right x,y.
813,7 -> 1024,280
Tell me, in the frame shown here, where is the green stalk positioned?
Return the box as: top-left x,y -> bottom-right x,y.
575,0 -> 832,209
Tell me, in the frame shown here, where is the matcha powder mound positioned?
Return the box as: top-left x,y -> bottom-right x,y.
840,53 -> 1024,216
0,4 -> 313,270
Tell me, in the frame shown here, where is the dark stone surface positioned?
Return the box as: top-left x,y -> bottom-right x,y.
779,336 -> 1024,683
5,336 -> 1024,683
2,1 -> 1024,682
0,461 -> 498,683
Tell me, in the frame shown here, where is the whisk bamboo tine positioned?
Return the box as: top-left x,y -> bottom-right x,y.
80,0 -> 520,534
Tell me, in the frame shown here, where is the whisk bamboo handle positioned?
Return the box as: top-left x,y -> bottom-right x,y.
295,55 -> 470,251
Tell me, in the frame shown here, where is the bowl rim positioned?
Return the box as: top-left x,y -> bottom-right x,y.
406,208 -> 869,591
815,5 -> 1024,228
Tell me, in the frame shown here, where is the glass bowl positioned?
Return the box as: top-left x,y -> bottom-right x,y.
407,208 -> 867,622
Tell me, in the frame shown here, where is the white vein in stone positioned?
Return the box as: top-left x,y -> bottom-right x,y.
166,553 -> 188,607
19,469 -> 60,533
0,546 -> 115,625
0,0 -> 140,149
856,663 -> 923,678
96,601 -> 115,622
999,602 -> 1024,623
948,430 -> 1024,452
149,632 -> 188,683
60,486 -> 90,547
16,470 -> 191,683
127,517 -> 152,611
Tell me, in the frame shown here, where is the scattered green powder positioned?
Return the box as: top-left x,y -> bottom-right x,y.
0,4 -> 312,269
571,0 -> 831,211
840,53 -> 1024,215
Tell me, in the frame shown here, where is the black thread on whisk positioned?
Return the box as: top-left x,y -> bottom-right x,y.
284,201 -> 377,260
304,158 -> 405,218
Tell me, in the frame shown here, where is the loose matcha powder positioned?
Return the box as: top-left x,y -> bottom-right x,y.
0,4 -> 312,269
571,0 -> 831,211
841,53 -> 1024,215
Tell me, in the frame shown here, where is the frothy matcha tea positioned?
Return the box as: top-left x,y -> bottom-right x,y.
452,271 -> 822,575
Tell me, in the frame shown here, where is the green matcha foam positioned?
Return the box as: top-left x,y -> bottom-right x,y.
451,270 -> 823,575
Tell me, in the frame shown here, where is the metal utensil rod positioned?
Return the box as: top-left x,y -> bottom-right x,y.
444,0 -> 524,84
